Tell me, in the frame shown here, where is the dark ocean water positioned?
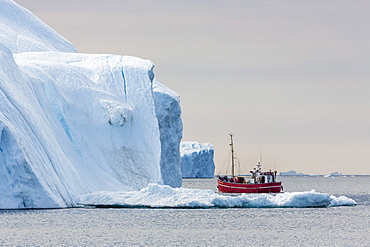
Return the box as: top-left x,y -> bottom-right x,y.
1,176 -> 369,246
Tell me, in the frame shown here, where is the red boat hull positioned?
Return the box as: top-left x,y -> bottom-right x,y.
217,179 -> 283,193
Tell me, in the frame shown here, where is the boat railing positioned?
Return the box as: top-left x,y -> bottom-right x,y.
218,172 -> 279,184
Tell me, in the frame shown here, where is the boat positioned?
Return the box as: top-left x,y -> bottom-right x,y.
217,134 -> 283,193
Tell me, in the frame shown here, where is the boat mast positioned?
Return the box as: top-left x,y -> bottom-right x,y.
230,133 -> 235,177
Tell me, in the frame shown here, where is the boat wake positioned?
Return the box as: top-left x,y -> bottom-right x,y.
76,183 -> 356,208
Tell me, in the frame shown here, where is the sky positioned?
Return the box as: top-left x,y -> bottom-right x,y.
15,0 -> 370,175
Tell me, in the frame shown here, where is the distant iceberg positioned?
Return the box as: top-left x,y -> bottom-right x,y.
180,141 -> 215,178
324,172 -> 344,177
280,170 -> 306,176
280,170 -> 347,177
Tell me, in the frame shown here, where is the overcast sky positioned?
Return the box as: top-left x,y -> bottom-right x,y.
15,0 -> 370,175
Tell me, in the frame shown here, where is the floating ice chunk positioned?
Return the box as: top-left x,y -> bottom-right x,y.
76,184 -> 357,208
329,195 -> 357,207
76,184 -> 216,208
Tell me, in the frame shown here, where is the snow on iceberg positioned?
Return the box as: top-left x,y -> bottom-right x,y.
180,141 -> 215,178
0,0 -> 76,54
0,1 -> 183,209
76,184 -> 357,208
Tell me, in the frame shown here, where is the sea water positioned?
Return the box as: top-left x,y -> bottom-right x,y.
0,176 -> 369,246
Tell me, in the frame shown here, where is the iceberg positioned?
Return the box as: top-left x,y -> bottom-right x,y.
325,172 -> 344,177
76,184 -> 357,208
180,141 -> 215,178
280,170 -> 306,176
0,0 -> 182,209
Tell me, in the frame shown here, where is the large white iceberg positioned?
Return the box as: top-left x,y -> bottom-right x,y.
180,141 -> 215,178
0,0 -> 182,209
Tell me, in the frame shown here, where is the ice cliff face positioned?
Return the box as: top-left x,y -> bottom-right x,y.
0,0 -> 182,209
14,52 -> 162,192
153,81 -> 183,187
180,142 -> 215,178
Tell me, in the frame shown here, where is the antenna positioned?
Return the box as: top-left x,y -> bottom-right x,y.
259,135 -> 262,171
